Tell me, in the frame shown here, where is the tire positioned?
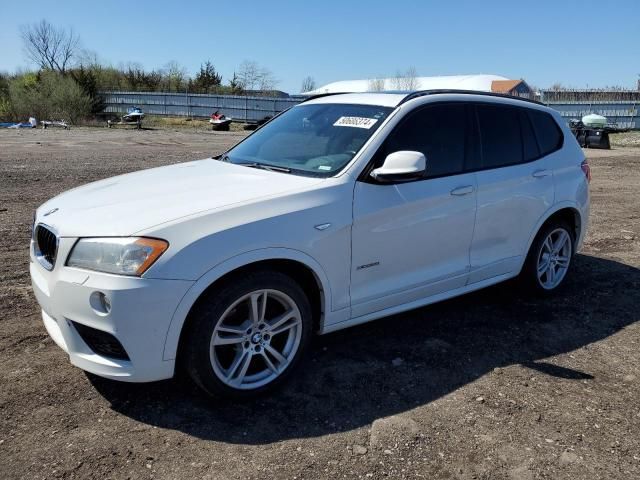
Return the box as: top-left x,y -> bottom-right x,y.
520,219 -> 575,295
183,270 -> 312,399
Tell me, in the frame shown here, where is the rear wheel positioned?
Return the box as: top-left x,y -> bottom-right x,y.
183,270 -> 312,399
521,220 -> 574,295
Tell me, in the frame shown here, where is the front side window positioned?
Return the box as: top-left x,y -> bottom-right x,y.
383,104 -> 467,178
223,103 -> 392,177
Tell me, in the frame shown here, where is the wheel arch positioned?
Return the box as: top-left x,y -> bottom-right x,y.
545,207 -> 582,247
520,203 -> 583,272
162,248 -> 330,362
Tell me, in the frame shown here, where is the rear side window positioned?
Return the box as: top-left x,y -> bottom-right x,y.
519,109 -> 540,161
528,109 -> 563,156
385,103 -> 466,178
477,104 -> 523,168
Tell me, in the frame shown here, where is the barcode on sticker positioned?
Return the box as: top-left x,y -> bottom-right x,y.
333,117 -> 378,129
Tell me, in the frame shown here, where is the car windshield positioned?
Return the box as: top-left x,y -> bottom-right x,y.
223,103 -> 393,176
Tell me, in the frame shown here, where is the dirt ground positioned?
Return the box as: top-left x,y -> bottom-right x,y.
1,127 -> 639,480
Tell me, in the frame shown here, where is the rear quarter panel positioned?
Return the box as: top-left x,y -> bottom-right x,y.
550,111 -> 590,248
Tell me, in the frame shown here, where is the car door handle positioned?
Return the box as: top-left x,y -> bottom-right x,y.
450,185 -> 474,196
532,169 -> 552,178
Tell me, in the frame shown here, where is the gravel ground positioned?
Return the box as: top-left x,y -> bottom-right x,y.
1,127 -> 639,480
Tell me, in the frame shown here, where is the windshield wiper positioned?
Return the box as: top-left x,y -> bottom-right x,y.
237,162 -> 291,173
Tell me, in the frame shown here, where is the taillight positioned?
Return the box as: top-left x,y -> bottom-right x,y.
581,159 -> 591,183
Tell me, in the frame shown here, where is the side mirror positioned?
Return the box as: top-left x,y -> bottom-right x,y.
370,151 -> 426,183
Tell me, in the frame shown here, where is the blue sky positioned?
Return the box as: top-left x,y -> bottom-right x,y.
1,0 -> 638,93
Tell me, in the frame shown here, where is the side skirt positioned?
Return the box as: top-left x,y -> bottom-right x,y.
320,271 -> 517,334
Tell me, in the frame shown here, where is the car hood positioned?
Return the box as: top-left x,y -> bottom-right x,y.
36,159 -> 323,237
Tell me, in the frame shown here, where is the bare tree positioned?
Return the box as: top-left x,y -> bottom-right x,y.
391,73 -> 402,90
405,66 -> 419,90
76,49 -> 101,69
257,66 -> 277,92
392,66 -> 419,90
368,78 -> 385,92
301,76 -> 316,93
236,60 -> 261,91
21,20 -> 80,73
236,60 -> 278,93
162,61 -> 188,92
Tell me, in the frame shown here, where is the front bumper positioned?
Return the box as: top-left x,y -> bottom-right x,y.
30,240 -> 193,382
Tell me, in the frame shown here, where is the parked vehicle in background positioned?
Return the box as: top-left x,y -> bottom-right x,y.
41,120 -> 70,130
1,117 -> 37,129
243,115 -> 273,131
30,90 -> 589,399
569,114 -> 631,150
107,106 -> 145,129
123,106 -> 145,123
210,110 -> 232,131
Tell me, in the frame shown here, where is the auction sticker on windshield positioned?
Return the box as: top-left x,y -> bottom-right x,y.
333,116 -> 378,129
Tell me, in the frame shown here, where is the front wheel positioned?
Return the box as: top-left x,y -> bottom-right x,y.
520,220 -> 575,295
183,270 -> 312,399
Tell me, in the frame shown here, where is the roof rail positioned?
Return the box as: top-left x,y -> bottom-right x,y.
398,89 -> 544,106
300,89 -> 544,107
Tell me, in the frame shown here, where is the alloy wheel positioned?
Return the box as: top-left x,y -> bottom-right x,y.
536,228 -> 572,290
209,289 -> 302,390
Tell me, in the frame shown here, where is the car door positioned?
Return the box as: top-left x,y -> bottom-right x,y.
350,103 -> 477,318
468,104 -> 555,283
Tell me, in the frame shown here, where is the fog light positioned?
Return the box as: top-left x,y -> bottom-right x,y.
90,291 -> 111,315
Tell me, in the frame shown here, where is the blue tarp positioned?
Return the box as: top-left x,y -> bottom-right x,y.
0,122 -> 35,128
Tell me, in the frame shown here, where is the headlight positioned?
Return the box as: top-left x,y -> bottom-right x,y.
67,237 -> 168,276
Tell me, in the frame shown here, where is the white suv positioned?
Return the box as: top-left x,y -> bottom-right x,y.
30,91 -> 590,398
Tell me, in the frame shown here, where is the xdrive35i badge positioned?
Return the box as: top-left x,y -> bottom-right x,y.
357,261 -> 380,270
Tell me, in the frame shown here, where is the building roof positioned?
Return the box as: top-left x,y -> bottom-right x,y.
302,92 -> 408,107
303,74 -> 512,95
491,79 -> 526,93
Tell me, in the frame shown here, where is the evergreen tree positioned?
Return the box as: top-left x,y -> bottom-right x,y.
72,66 -> 105,114
193,61 -> 222,93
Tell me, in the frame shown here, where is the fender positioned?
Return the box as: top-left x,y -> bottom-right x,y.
162,247 -> 333,361
517,200 -> 584,273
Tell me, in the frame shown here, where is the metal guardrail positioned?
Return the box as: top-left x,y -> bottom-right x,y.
544,101 -> 639,129
101,91 -> 639,129
100,91 -> 303,123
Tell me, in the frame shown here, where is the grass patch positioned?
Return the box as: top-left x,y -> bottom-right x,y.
610,130 -> 640,148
